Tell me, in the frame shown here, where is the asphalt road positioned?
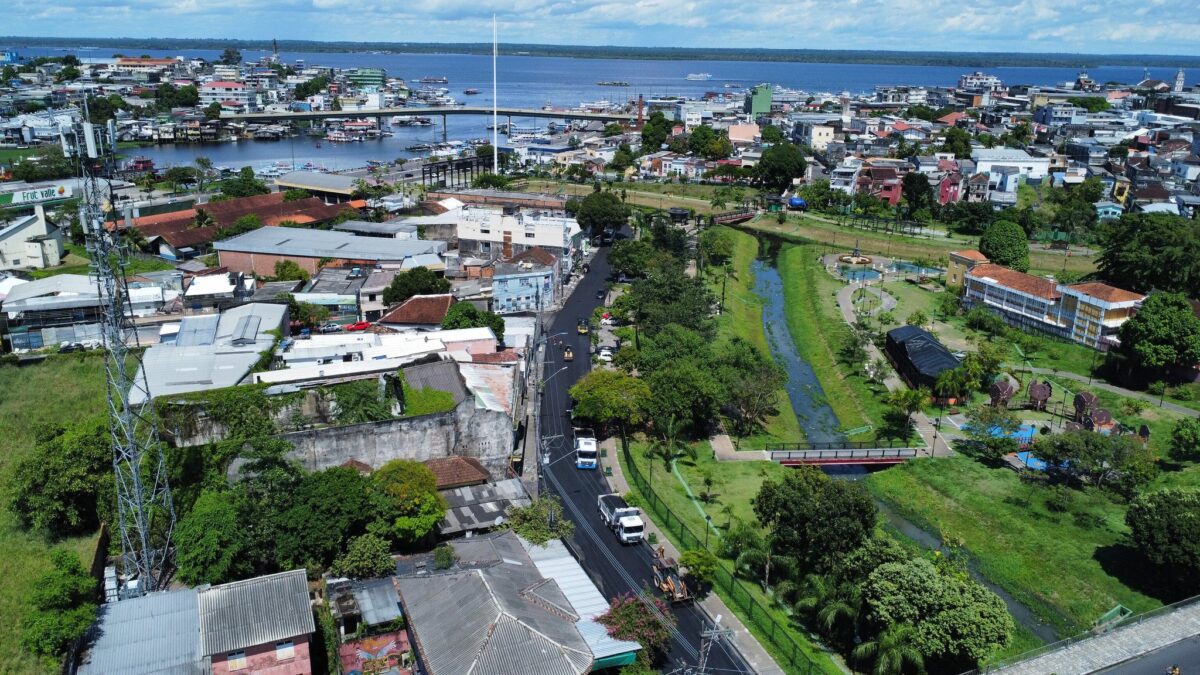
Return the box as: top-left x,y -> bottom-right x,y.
537,244 -> 754,674
1098,635 -> 1200,674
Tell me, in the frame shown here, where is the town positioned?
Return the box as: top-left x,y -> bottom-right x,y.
2,33 -> 1200,675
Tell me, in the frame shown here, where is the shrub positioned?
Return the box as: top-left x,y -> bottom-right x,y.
433,544 -> 455,570
1045,486 -> 1072,513
331,534 -> 395,579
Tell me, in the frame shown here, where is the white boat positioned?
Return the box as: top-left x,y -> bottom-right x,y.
686,73 -> 712,81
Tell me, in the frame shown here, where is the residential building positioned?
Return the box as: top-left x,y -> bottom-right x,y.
971,148 -> 1051,180
492,260 -> 555,314
962,263 -> 1144,349
1033,104 -> 1088,127
856,166 -> 902,205
76,569 -> 315,675
199,81 -> 251,108
452,206 -> 583,275
424,455 -> 490,490
293,266 -> 369,322
0,205 -> 64,271
378,294 -> 457,331
358,268 -> 399,321
199,569 -> 316,675
958,71 -> 1004,92
213,227 -> 446,277
1095,201 -> 1124,220
438,478 -> 531,536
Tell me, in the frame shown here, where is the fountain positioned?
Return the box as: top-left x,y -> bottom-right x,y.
838,241 -> 873,265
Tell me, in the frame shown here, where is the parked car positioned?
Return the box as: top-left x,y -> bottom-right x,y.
343,321 -> 371,332
297,328 -> 312,339
319,322 -> 343,333
58,342 -> 85,353
597,346 -> 614,363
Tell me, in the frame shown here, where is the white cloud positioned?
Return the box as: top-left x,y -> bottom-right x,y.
4,0 -> 1199,54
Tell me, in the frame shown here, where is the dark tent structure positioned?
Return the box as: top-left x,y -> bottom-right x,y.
885,325 -> 960,390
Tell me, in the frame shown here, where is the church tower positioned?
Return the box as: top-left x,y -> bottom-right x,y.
1175,68 -> 1186,93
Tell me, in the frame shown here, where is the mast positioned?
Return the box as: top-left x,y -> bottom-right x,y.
492,14 -> 499,174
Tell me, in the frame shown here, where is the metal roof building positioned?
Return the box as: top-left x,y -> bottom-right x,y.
437,477 -> 531,536
77,588 -> 207,674
395,532 -> 596,675
132,302 -> 287,404
213,226 -> 446,262
197,568 -> 315,658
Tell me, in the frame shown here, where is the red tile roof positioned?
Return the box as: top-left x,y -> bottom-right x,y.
340,459 -> 373,474
471,349 -> 521,365
937,112 -> 966,125
952,250 -> 990,261
1067,282 -> 1144,304
379,294 -> 456,326
967,264 -> 1060,300
133,193 -> 345,249
423,456 -> 490,490
508,247 -> 558,267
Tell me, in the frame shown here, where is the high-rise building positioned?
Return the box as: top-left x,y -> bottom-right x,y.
1175,67 -> 1186,93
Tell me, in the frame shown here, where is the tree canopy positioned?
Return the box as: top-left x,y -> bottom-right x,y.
978,219 -> 1029,272
1117,292 -> 1200,374
755,466 -> 877,574
174,490 -> 248,585
441,301 -> 505,338
755,141 -> 807,192
574,190 -> 630,236
382,266 -> 451,306
1098,213 -> 1200,297
1127,489 -> 1200,585
10,419 -> 112,538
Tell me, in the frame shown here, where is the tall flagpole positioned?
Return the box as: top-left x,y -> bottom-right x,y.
492,14 -> 499,174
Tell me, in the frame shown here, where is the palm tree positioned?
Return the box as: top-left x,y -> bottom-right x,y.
852,624 -> 925,675
934,368 -> 969,403
885,387 -> 930,428
734,532 -> 792,589
645,415 -> 688,489
792,573 -> 839,620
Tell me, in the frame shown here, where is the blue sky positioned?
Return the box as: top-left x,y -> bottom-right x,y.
6,0 -> 1200,55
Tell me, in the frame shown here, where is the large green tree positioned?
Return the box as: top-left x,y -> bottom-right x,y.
274,466 -> 376,571
220,166 -> 270,199
441,301 -> 505,338
900,172 -> 934,219
382,266 -> 451,306
331,533 -> 395,579
755,142 -> 807,192
568,370 -> 650,439
574,190 -> 630,236
629,267 -> 715,338
755,466 -> 876,573
1170,418 -> 1200,461
978,219 -> 1029,272
174,490 -> 248,585
22,551 -> 97,657
1098,214 -> 1200,297
10,419 -> 112,538
371,460 -> 446,546
644,360 -> 723,433
1127,489 -> 1200,584
939,127 -> 973,158
1117,292 -> 1200,375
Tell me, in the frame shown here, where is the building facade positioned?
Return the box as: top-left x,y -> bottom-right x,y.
492,261 -> 555,314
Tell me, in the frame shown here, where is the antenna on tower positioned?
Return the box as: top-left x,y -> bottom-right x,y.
492,14 -> 499,174
67,100 -> 176,598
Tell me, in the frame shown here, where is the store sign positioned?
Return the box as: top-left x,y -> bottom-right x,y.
0,184 -> 72,206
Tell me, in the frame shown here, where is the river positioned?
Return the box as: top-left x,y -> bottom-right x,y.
747,235 -> 1058,643
17,45 -> 1191,171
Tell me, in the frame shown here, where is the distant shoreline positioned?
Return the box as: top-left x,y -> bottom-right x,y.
3,36 -> 1200,68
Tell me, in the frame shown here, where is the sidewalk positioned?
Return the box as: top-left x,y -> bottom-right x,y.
602,438 -> 788,675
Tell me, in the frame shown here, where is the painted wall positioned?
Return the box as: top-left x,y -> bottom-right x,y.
210,634 -> 312,675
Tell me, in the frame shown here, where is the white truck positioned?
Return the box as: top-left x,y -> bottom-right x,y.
598,493 -> 645,545
574,427 -> 598,470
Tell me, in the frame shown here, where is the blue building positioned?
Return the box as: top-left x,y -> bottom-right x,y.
1095,201 -> 1124,221
0,50 -> 19,64
492,261 -> 554,314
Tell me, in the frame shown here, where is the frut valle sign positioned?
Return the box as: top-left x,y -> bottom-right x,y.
0,184 -> 73,206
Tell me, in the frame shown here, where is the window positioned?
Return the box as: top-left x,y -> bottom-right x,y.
227,651 -> 247,670
480,228 -> 490,234
525,233 -> 535,239
275,640 -> 295,660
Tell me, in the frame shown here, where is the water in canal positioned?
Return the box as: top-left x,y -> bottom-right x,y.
751,242 -> 845,444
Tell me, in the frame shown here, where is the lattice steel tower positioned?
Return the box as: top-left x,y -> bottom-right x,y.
66,104 -> 175,596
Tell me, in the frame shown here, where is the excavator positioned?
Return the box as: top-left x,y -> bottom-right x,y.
651,546 -> 691,604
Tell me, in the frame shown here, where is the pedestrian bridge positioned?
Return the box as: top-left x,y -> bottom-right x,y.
769,448 -> 919,466
225,106 -> 636,124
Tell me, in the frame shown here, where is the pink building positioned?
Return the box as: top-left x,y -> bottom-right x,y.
201,569 -> 316,675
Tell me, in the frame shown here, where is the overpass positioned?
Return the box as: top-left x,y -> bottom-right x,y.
225,106 -> 636,139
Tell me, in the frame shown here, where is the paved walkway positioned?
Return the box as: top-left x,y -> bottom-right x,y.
996,599 -> 1200,675
710,433 -> 769,461
602,438 -> 791,675
834,281 -> 952,457
1015,366 -> 1200,419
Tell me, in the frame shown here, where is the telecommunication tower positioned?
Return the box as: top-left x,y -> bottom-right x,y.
63,103 -> 175,597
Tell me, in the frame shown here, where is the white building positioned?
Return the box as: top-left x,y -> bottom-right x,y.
0,205 -> 64,272
970,148 -> 1051,180
958,72 -> 1004,92
199,81 -> 250,107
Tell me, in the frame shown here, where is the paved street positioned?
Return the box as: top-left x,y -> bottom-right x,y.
537,244 -> 755,674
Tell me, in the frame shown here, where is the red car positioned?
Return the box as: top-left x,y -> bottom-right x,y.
342,321 -> 371,332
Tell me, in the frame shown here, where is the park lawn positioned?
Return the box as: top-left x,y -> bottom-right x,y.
866,456 -> 1170,638
740,214 -> 1098,277
0,147 -> 42,164
707,225 -> 803,447
776,242 -> 887,439
516,179 -> 728,214
0,354 -> 111,673
619,438 -> 843,674
30,248 -> 174,280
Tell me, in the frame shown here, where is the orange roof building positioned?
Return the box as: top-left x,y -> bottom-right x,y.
378,294 -> 456,329
963,264 -> 1144,349
423,456 -> 490,490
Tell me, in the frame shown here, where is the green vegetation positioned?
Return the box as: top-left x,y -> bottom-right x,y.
29,244 -> 173,280
505,496 -> 574,545
706,226 -> 802,446
0,354 -> 108,672
776,243 -> 885,438
382,266 -> 450,306
399,375 -> 458,417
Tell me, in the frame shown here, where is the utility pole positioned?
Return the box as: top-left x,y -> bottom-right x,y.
696,616 -> 736,675
492,14 -> 499,174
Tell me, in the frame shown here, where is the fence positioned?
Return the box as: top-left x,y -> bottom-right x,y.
769,448 -> 919,462
619,443 -> 827,674
765,438 -> 919,452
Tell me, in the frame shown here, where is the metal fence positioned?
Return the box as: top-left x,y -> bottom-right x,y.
765,438 -> 920,451
770,448 -> 919,462
621,443 -> 828,674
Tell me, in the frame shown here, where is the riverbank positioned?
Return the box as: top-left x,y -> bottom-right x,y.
707,226 -> 803,447
774,241 -> 886,439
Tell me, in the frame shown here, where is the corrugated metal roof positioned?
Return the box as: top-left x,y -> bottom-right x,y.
197,568 -> 315,656
78,588 -> 208,674
213,226 -> 445,262
174,314 -> 220,346
438,478 -> 531,535
275,170 -> 358,194
353,577 -> 403,626
524,539 -> 642,660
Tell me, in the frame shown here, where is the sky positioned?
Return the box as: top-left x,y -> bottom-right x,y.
6,0 -> 1200,56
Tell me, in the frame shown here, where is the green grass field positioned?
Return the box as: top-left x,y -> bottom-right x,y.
867,455 -> 1200,639
30,244 -> 174,280
0,147 -> 43,165
0,355 -> 110,673
776,243 -> 889,439
706,226 -> 803,447
618,439 -> 843,674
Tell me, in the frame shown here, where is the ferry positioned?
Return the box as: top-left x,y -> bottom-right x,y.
419,76 -> 449,84
391,116 -> 433,127
686,73 -> 712,81
597,80 -> 630,87
463,88 -> 481,95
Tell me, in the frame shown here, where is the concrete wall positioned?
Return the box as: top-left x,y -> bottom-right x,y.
272,398 -> 513,479
209,634 -> 312,675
